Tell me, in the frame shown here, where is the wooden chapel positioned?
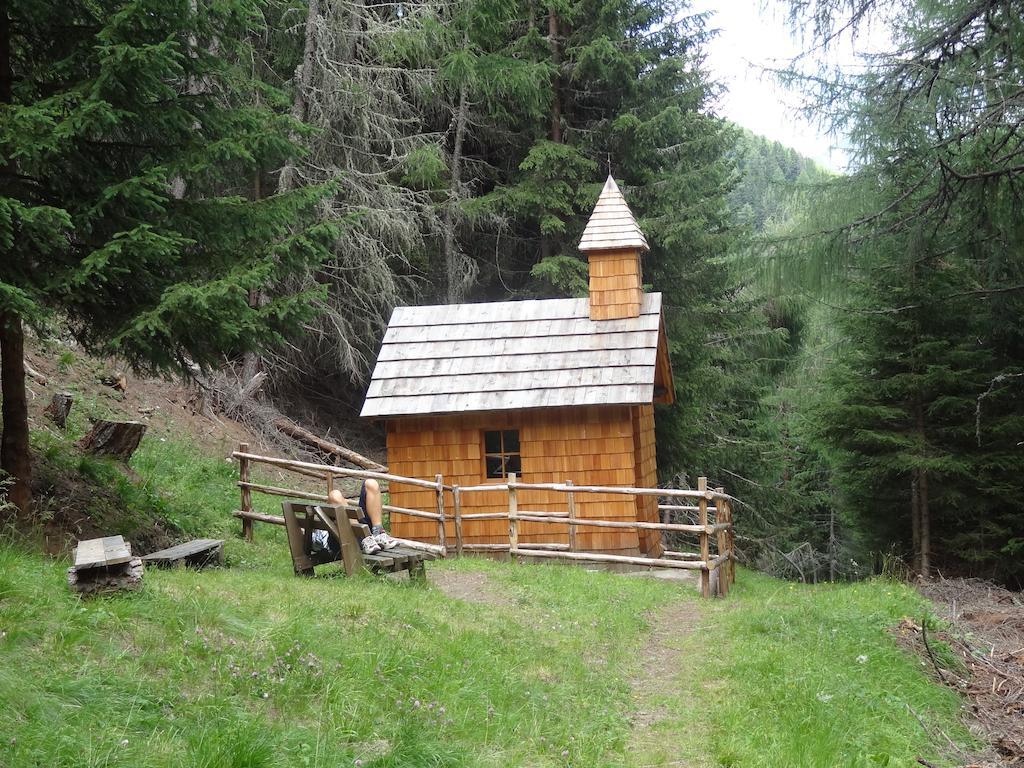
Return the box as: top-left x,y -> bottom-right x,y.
360,176 -> 673,555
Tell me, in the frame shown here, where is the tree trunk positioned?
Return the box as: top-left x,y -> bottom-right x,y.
0,7 -> 31,514
0,0 -> 10,106
910,470 -> 921,573
272,417 -> 386,471
538,7 -> 561,265
915,403 -> 931,578
279,0 -> 320,194
919,468 -> 931,578
828,506 -> 836,582
444,82 -> 470,304
241,169 -> 266,382
0,312 -> 32,513
548,8 -> 561,144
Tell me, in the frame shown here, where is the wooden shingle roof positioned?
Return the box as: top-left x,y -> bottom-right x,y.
578,175 -> 649,253
360,293 -> 669,418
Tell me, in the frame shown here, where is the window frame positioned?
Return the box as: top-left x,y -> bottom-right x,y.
482,429 -> 522,480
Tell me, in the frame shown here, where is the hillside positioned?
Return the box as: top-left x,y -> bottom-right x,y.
0,546 -> 980,767
1,339 -> 1012,767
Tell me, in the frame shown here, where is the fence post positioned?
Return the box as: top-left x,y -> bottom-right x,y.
714,486 -> 729,598
453,485 -> 463,558
435,473 -> 447,557
325,471 -> 335,499
723,496 -> 736,587
698,476 -> 710,598
239,442 -> 253,542
508,472 -> 518,560
566,479 -> 577,552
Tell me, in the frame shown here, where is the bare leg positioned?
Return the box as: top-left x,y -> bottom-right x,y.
363,479 -> 383,527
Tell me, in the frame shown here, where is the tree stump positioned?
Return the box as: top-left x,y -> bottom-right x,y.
43,392 -> 74,429
77,420 -> 147,460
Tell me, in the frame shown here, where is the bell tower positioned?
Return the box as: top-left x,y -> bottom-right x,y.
578,176 -> 649,321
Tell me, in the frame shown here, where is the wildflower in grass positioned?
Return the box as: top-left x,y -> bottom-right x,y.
816,692 -> 833,703
856,654 -> 868,664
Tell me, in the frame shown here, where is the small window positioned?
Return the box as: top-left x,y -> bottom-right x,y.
483,429 -> 521,479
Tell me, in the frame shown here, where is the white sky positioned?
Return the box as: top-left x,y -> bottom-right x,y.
689,0 -> 890,172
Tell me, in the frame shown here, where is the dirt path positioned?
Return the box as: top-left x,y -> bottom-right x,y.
427,567 -> 513,608
627,594 -> 704,765
429,566 -> 705,764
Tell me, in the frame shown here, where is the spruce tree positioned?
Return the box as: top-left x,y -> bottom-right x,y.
0,0 -> 334,513
778,0 -> 1024,581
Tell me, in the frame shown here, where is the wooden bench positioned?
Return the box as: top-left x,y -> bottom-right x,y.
281,502 -> 435,580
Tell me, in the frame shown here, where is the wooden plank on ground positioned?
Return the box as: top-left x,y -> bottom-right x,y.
74,536 -> 132,569
141,539 -> 224,568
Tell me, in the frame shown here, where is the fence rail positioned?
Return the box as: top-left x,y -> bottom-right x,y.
231,444 -> 736,597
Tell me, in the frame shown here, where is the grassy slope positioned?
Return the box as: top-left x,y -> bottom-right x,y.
0,546 -> 679,767
639,573 -> 976,767
1,417 -> 977,766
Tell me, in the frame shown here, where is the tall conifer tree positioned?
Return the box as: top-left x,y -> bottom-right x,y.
781,0 -> 1024,580
0,0 -> 335,512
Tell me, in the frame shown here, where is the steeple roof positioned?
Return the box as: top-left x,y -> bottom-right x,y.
578,175 -> 649,253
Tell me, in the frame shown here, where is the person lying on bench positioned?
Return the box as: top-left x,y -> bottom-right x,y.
313,478 -> 399,557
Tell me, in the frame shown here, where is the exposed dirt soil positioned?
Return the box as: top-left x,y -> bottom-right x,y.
24,342 -> 278,461
32,459 -> 181,557
896,578 -> 1024,767
628,597 -> 703,739
17,337 -> 381,554
427,567 -> 513,608
923,578 -> 1024,766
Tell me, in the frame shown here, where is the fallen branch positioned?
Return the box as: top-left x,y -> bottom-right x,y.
273,417 -> 386,472
24,360 -> 47,385
192,364 -> 386,472
238,371 -> 267,400
921,615 -> 948,683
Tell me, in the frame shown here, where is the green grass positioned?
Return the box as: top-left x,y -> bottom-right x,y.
2,421 -> 979,767
638,572 -> 979,768
26,398 -> 288,564
0,546 -> 681,768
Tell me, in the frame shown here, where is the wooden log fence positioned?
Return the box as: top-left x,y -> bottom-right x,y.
230,444 -> 736,595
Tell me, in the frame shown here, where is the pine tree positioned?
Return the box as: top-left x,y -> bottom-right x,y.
0,0 -> 335,513
255,0 -> 448,387
778,0 -> 1024,581
436,0 -> 754,489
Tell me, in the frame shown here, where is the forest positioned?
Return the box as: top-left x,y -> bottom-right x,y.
1,0 -> 1022,586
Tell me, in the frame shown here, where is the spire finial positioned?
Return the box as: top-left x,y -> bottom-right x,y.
578,173 -> 649,254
